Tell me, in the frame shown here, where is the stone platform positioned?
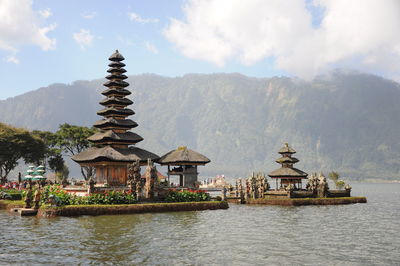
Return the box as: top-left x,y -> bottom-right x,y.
246,197 -> 367,206
9,208 -> 38,216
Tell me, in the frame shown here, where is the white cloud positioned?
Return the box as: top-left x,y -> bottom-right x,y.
5,55 -> 19,64
144,41 -> 159,54
73,29 -> 94,49
0,0 -> 56,52
164,0 -> 400,80
38,8 -> 52,18
128,12 -> 159,24
82,11 -> 97,19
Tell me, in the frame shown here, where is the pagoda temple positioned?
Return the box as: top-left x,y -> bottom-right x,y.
268,143 -> 308,190
72,50 -> 159,186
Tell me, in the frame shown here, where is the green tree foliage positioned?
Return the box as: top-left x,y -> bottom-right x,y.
328,171 -> 345,189
55,163 -> 69,184
53,123 -> 97,180
48,153 -> 64,173
54,123 -> 95,155
0,123 -> 46,184
328,171 -> 340,183
32,130 -> 64,173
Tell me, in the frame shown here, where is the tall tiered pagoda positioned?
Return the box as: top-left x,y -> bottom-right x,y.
268,143 -> 308,190
72,50 -> 159,186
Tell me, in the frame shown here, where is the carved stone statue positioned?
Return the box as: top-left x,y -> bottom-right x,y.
235,179 -> 239,197
238,178 -> 245,203
145,159 -> 157,199
221,186 -> 227,201
306,173 -> 319,194
24,187 -> 33,208
251,176 -> 256,199
245,179 -> 250,199
317,173 -> 329,198
33,188 -> 41,209
87,176 -> 96,194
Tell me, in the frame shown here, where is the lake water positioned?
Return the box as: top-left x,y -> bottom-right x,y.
1,183 -> 399,265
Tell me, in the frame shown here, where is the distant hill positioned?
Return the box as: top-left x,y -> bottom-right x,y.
1,72 -> 399,180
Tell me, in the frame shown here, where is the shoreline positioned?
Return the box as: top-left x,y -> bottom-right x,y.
38,201 -> 229,217
243,197 -> 367,206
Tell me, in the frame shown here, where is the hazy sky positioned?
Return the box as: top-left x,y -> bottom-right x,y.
0,0 -> 399,99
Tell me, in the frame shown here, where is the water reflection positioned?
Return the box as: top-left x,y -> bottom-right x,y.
1,183 -> 400,265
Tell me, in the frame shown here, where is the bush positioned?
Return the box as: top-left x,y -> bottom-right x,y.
165,189 -> 211,202
0,189 -> 23,200
40,185 -> 137,206
336,180 -> 346,190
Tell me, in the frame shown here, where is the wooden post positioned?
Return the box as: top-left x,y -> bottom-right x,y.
167,165 -> 170,185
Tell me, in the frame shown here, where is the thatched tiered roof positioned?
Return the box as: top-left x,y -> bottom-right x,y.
158,146 -> 210,165
268,167 -> 307,178
268,143 -> 307,179
72,50 -> 158,164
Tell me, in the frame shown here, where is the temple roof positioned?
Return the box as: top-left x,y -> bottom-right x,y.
100,96 -> 133,106
107,67 -> 126,74
73,50 -> 158,167
88,130 -> 143,144
103,80 -> 129,88
268,167 -> 308,178
71,146 -> 159,163
106,74 -> 128,80
101,88 -> 131,96
108,50 -> 125,61
108,61 -> 126,68
275,156 -> 299,164
97,106 -> 134,117
158,146 -> 211,165
93,118 -> 138,129
279,143 -> 296,154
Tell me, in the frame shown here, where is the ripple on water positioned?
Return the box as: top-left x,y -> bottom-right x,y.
0,183 -> 400,265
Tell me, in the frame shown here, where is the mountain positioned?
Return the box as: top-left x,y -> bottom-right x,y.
1,72 -> 399,180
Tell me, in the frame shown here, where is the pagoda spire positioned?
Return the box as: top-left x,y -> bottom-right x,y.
88,50 -> 143,146
71,50 -> 159,186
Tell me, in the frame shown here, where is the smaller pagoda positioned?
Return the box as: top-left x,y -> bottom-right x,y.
158,146 -> 210,187
268,143 -> 308,190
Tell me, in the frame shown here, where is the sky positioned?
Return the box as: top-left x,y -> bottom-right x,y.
0,0 -> 400,99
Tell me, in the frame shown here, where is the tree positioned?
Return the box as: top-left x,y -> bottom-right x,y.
48,153 -> 65,173
328,171 -> 342,189
32,130 -> 64,173
55,163 -> 69,184
0,123 -> 46,184
53,123 -> 97,180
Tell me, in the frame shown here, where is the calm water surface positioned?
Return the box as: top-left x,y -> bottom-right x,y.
1,183 -> 399,265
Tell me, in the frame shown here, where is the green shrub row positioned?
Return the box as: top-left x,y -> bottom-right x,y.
40,185 -> 136,206
165,190 -> 210,202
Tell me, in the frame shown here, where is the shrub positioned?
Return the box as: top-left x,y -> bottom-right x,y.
0,188 -> 23,200
336,180 -> 346,190
165,189 -> 211,202
40,185 -> 137,206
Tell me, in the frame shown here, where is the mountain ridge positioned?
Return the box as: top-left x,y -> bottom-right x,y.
1,72 -> 399,180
